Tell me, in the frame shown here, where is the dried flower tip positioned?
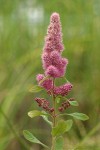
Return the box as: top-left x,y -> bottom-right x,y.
58,107 -> 64,112
49,108 -> 54,113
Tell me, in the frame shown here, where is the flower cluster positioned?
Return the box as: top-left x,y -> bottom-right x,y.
58,98 -> 74,112
41,13 -> 68,78
54,83 -> 73,96
35,97 -> 54,113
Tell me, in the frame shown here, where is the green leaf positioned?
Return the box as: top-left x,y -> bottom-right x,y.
65,120 -> 73,132
41,115 -> 52,126
69,101 -> 79,106
68,112 -> 89,121
29,85 -> 43,93
28,110 -> 43,118
52,119 -> 73,137
23,130 -> 49,149
55,136 -> 63,150
28,110 -> 52,126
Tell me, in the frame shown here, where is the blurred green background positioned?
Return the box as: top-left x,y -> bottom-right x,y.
0,0 -> 100,150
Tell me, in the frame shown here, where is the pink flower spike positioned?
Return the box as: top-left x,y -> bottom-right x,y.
43,12 -> 64,53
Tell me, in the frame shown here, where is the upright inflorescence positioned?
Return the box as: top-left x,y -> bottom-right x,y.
24,12 -> 89,150
42,13 -> 68,78
35,12 -> 73,113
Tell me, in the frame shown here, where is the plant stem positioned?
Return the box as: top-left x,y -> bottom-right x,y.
51,78 -> 56,150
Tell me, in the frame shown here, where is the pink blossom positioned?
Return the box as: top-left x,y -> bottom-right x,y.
36,74 -> 44,82
42,79 -> 53,90
61,58 -> 68,67
36,74 -> 53,90
45,65 -> 59,78
42,52 -> 51,70
50,51 -> 61,65
54,83 -> 73,96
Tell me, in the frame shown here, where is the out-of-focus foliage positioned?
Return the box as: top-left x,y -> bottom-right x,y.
0,0 -> 100,149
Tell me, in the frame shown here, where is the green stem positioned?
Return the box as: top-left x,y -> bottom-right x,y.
51,78 -> 56,150
40,142 -> 50,149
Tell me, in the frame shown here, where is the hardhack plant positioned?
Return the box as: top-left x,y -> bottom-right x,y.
23,12 -> 89,150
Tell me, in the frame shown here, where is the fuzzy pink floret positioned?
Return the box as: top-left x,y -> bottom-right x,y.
50,12 -> 60,23
42,52 -> 51,69
45,65 -> 58,77
50,51 -> 61,65
54,83 -> 73,96
36,74 -> 53,90
36,74 -> 44,82
42,79 -> 53,90
61,58 -> 68,66
45,65 -> 59,78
